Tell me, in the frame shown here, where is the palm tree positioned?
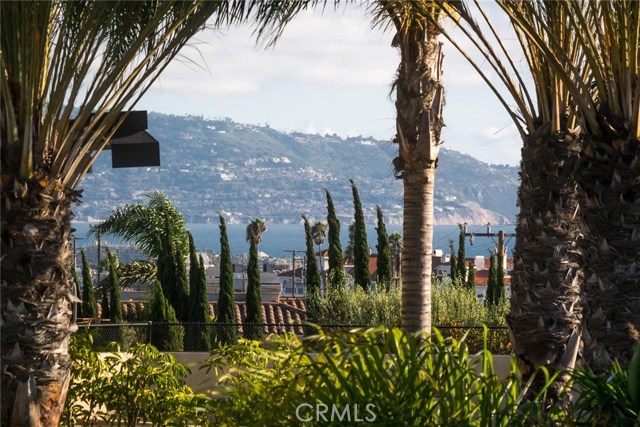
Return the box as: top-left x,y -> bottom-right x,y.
0,2 -> 261,424
244,218 -> 266,340
372,2 -> 448,332
431,0 -> 639,388
311,220 -> 328,292
244,1 -> 450,332
91,192 -> 190,317
91,191 -> 190,263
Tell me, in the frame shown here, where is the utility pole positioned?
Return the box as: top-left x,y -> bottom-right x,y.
463,223 -> 515,271
283,249 -> 303,297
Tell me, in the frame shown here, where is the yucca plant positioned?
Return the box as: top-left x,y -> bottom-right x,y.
569,343 -> 640,426
205,326 -> 566,426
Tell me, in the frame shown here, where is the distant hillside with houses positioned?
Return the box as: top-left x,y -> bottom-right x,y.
77,112 -> 519,225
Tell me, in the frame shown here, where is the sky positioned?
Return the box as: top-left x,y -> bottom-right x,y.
137,3 -> 522,166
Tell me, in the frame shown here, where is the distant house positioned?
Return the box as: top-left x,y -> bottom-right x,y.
203,266 -> 281,303
431,250 -> 513,302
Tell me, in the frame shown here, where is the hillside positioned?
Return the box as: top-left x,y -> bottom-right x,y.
77,112 -> 519,225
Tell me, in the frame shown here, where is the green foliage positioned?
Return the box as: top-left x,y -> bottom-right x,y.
307,282 -> 401,327
350,179 -> 370,291
449,239 -> 459,284
629,342 -> 640,410
245,221 -> 263,340
187,232 -> 200,303
107,250 -> 123,324
486,253 -> 504,306
467,261 -> 476,289
203,334 -> 304,426
325,189 -> 345,289
80,249 -> 97,319
457,224 -> 467,283
90,191 -> 189,259
158,213 -> 178,311
432,277 -> 510,353
174,245 -> 190,321
375,206 -> 393,292
496,252 -> 505,302
185,255 -> 213,352
216,214 -> 237,345
303,215 -> 321,297
204,327 -> 565,426
569,358 -> 640,426
389,231 -> 402,282
63,335 -> 211,427
149,282 -> 184,352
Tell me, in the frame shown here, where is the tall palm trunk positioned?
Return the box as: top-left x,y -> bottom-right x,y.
577,135 -> 640,368
1,180 -> 81,426
395,23 -> 444,334
508,130 -> 584,396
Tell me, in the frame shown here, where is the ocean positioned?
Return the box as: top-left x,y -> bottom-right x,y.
71,222 -> 516,259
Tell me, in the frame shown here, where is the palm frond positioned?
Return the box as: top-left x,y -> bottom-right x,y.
89,191 -> 188,258
118,260 -> 157,288
1,1 -> 230,187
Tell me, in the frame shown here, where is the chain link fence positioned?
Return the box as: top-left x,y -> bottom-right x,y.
77,322 -> 510,353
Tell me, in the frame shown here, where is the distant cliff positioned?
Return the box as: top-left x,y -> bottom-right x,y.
77,112 -> 519,225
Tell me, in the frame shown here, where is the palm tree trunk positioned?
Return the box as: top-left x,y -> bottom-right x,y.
395,23 -> 444,334
577,136 -> 640,368
1,180 -> 80,427
508,131 -> 584,396
401,168 -> 436,333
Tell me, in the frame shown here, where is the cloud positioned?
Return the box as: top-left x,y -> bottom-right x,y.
148,7 -> 398,96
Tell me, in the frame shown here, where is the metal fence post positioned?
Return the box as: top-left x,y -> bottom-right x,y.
147,320 -> 152,344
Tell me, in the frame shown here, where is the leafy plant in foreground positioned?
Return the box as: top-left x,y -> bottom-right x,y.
63,334 -> 211,427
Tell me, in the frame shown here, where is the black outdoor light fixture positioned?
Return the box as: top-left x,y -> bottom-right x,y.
107,110 -> 160,168
74,110 -> 161,169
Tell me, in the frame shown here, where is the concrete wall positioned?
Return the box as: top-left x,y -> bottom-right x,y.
167,353 -> 515,394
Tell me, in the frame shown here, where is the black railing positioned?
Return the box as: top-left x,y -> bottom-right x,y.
76,322 -> 510,354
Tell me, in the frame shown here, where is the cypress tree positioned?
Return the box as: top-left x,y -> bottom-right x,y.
174,245 -> 190,321
185,255 -> 212,351
188,232 -> 199,300
389,231 -> 403,286
303,215 -> 321,321
80,250 -> 97,318
107,250 -> 123,324
107,250 -> 124,346
345,222 -> 355,259
325,189 -> 345,289
375,206 -> 393,292
158,215 -> 178,311
467,261 -> 476,290
217,214 -> 237,344
449,239 -> 458,284
496,251 -> 506,304
486,253 -> 498,306
100,264 -> 110,320
150,281 -> 183,351
245,219 -> 264,340
457,224 -> 467,281
350,179 -> 370,292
